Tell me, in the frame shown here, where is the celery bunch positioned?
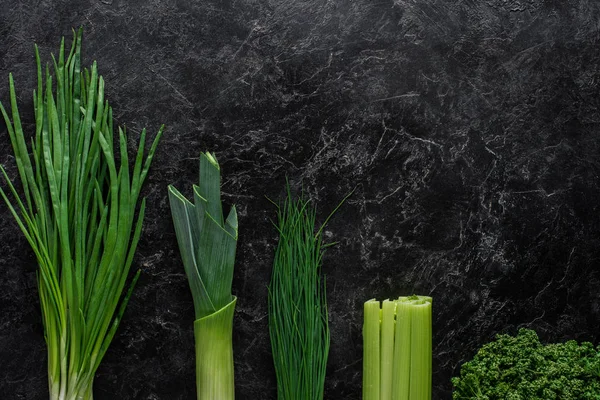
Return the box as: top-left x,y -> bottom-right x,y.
363,296 -> 433,400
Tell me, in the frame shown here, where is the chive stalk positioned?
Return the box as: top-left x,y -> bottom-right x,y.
168,152 -> 238,400
0,29 -> 163,399
268,184 -> 333,400
363,296 -> 433,400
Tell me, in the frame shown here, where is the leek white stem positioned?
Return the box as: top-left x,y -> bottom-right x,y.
194,297 -> 237,399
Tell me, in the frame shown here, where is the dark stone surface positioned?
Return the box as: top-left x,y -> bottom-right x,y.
1,0 -> 600,399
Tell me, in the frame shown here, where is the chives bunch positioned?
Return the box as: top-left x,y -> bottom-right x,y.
363,296 -> 433,400
268,185 -> 331,400
0,29 -> 163,400
168,152 -> 238,400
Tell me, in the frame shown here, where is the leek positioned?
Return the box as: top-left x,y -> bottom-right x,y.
0,29 -> 163,400
363,296 -> 432,400
168,152 -> 238,400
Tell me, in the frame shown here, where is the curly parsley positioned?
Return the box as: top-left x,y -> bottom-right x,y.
452,328 -> 600,399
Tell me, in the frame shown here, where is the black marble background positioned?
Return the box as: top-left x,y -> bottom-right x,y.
1,0 -> 600,399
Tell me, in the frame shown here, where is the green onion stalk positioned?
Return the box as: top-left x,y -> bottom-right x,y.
168,152 -> 238,400
0,29 -> 163,400
363,296 -> 432,400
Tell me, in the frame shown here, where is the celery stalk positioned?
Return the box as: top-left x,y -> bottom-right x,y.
380,299 -> 396,400
363,296 -> 432,400
392,298 -> 412,400
409,299 -> 432,400
363,299 -> 381,400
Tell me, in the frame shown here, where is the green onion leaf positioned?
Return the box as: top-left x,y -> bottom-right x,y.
0,28 -> 163,400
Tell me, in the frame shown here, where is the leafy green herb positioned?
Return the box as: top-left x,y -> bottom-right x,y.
168,152 -> 238,400
452,328 -> 600,399
0,29 -> 163,400
268,183 -> 349,400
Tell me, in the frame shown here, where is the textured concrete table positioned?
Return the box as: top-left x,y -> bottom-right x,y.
0,1 -> 599,398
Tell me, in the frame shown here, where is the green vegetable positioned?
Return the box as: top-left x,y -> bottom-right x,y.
380,299 -> 396,399
268,184 -> 344,400
168,152 -> 238,400
0,29 -> 163,400
363,296 -> 433,400
363,299 -> 382,400
452,328 -> 600,400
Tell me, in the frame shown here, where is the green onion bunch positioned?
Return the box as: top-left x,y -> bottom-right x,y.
168,152 -> 238,400
0,29 -> 163,400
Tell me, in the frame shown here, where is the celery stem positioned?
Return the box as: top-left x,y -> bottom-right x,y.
380,299 -> 396,400
363,299 -> 381,400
